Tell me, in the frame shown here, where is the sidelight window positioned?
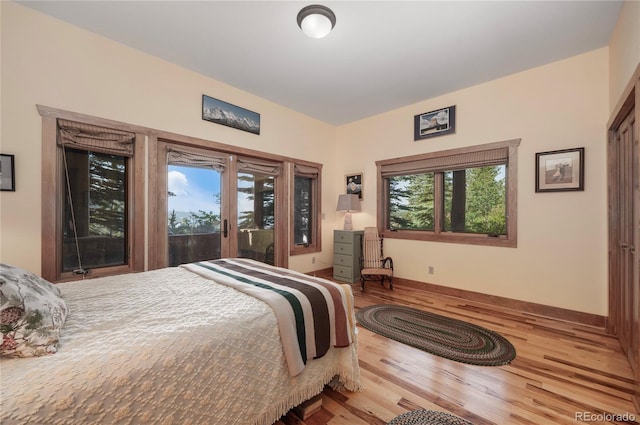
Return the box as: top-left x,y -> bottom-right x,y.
290,163 -> 321,255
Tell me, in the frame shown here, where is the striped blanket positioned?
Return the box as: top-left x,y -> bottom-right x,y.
181,258 -> 354,376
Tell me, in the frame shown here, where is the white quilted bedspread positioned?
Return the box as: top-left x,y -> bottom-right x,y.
0,267 -> 361,425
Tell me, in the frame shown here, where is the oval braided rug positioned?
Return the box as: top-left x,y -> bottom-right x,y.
388,410 -> 472,425
356,304 -> 516,366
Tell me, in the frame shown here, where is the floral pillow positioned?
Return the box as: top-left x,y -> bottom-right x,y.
0,264 -> 68,357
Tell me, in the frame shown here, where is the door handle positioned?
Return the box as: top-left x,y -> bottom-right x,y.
223,219 -> 228,238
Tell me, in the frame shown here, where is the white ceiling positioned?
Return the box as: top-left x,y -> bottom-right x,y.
20,1 -> 623,125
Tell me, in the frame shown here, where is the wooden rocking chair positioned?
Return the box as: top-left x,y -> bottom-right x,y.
360,227 -> 393,290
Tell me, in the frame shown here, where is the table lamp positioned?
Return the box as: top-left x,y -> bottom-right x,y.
336,194 -> 361,230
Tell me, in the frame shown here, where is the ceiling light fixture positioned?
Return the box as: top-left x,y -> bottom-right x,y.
297,4 -> 336,39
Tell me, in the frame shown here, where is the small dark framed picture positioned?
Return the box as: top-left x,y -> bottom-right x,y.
535,147 -> 584,192
202,94 -> 260,135
346,173 -> 363,199
414,105 -> 456,140
0,154 -> 15,191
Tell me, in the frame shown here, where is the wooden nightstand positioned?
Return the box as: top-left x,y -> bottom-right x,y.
333,230 -> 363,283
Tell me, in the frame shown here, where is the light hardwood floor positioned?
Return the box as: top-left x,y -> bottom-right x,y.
276,280 -> 639,425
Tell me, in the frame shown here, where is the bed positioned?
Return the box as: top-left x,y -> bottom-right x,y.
0,259 -> 362,425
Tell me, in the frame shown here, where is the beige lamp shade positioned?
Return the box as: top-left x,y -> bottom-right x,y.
336,194 -> 360,230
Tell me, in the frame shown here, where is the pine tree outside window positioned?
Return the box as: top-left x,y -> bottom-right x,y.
290,163 -> 322,255
377,139 -> 520,247
40,113 -> 145,282
63,149 -> 128,271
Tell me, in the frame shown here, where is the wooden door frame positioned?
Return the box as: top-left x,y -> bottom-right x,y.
606,62 -> 640,414
148,135 -> 290,270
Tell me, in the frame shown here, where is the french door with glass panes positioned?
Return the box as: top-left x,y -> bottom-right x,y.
156,142 -> 282,268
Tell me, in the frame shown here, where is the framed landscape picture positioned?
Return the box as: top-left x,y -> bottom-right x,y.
414,105 -> 456,140
202,95 -> 260,135
535,147 -> 584,192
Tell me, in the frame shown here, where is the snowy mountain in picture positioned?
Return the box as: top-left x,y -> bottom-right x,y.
202,99 -> 260,135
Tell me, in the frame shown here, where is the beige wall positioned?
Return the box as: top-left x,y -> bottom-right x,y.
609,0 -> 640,110
0,2 -> 614,316
0,2 -> 337,274
335,48 -> 610,315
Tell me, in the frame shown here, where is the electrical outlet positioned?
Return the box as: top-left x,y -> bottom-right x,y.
428,266 -> 434,274
312,256 -> 316,264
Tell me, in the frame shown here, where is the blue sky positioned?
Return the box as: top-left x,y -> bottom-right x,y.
168,165 -> 221,215
167,166 -> 255,216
